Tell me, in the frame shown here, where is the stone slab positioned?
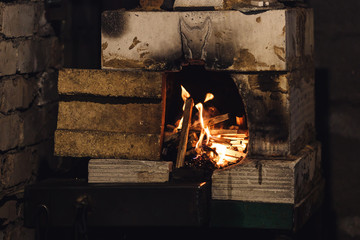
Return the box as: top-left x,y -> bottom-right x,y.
54,129 -> 162,160
57,101 -> 164,134
211,142 -> 321,204
58,69 -> 163,99
88,159 -> 172,183
101,8 -> 313,71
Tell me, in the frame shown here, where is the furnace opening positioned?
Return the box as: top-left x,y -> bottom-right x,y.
162,66 -> 248,170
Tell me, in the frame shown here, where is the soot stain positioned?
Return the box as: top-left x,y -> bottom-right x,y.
102,10 -> 127,38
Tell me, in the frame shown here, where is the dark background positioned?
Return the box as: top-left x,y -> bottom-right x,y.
44,0 -> 360,239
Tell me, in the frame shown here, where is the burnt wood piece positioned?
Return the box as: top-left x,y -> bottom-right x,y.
54,130 -> 161,160
176,98 -> 194,168
88,159 -> 173,183
58,68 -> 163,99
57,101 -> 163,134
192,113 -> 229,130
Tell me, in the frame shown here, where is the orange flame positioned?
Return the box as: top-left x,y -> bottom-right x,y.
176,86 -> 248,168
204,93 -> 214,103
181,85 -> 190,102
176,85 -> 191,131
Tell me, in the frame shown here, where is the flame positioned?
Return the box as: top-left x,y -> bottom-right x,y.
181,85 -> 190,102
204,93 -> 214,103
175,86 -> 248,168
176,85 -> 191,131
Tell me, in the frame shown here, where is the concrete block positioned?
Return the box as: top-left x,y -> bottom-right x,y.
231,69 -> 315,156
0,114 -> 23,152
0,3 -> 35,37
0,41 -> 17,77
101,8 -> 313,71
212,143 -> 321,204
55,129 -> 162,160
88,159 -> 172,183
17,40 -> 35,73
58,69 -> 163,98
57,101 -> 164,134
17,37 -> 61,74
0,76 -> 36,113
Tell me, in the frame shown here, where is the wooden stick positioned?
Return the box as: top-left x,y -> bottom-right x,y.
210,129 -> 238,135
220,134 -> 247,139
191,113 -> 229,130
206,113 -> 229,126
176,98 -> 193,168
209,136 -> 231,144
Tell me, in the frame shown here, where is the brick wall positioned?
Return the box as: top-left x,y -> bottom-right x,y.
0,1 -> 61,239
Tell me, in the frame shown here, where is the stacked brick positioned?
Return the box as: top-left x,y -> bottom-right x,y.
0,1 -> 61,239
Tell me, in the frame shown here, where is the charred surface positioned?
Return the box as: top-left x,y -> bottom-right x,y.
101,10 -> 127,38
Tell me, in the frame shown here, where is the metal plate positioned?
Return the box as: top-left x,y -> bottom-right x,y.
24,179 -> 210,228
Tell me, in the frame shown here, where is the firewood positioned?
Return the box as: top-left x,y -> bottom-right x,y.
230,139 -> 249,145
166,124 -> 176,131
176,98 -> 194,168
206,113 -> 229,126
210,129 -> 238,135
209,136 -> 231,144
223,156 -> 239,162
164,131 -> 179,143
191,113 -> 229,130
224,148 -> 243,158
220,134 -> 247,139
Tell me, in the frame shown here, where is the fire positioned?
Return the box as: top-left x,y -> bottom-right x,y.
176,85 -> 191,131
175,86 -> 248,168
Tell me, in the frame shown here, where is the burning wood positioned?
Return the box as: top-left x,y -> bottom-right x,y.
210,129 -> 238,135
191,113 -> 229,130
165,86 -> 248,169
176,98 -> 194,168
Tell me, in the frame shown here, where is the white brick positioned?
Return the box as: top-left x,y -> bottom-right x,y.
17,37 -> 61,73
0,41 -> 17,76
17,40 -> 35,73
0,114 -> 24,151
0,150 -> 33,188
1,4 -> 35,37
0,76 -> 35,113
